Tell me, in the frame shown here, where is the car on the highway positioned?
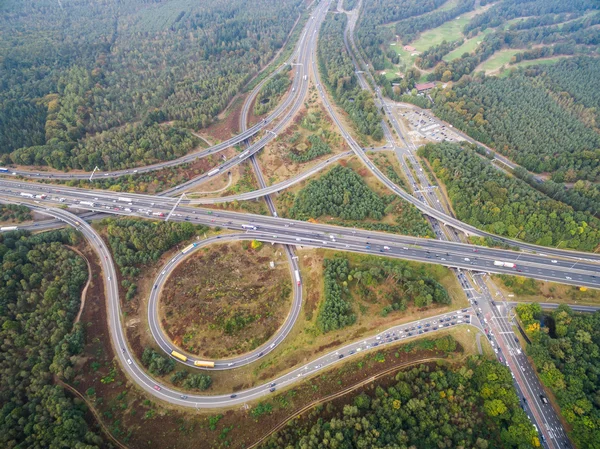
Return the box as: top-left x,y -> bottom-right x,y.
153,385 -> 161,391
230,394 -> 237,398
551,260 -> 557,263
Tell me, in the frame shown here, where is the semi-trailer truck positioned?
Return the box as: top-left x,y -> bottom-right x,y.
494,261 -> 516,268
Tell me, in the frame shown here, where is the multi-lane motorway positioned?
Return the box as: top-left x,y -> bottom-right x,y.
0,2 -> 597,446
3,180 -> 599,286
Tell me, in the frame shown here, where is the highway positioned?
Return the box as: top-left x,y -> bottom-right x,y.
6,199 -> 482,408
147,234 -> 302,370
0,1 -> 597,438
3,181 -> 599,286
342,9 -> 575,448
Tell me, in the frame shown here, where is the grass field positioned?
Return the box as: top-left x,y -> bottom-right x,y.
475,49 -> 521,74
410,2 -> 494,52
411,15 -> 471,51
499,57 -> 567,77
443,27 -> 493,61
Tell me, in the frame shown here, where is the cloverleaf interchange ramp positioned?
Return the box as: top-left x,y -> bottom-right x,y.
0,3 -> 598,440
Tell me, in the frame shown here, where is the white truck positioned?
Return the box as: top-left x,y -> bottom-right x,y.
494,261 -> 516,268
118,197 -> 133,203
79,201 -> 96,207
20,192 -> 34,198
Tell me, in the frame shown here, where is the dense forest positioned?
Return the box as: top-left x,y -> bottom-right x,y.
517,304 -> 600,448
418,142 -> 600,251
317,14 -> 383,140
319,255 -> 451,333
431,71 -> 600,181
0,0 -> 303,169
261,359 -> 539,448
11,123 -> 200,171
254,70 -> 292,116
0,230 -> 104,448
285,165 -> 433,237
103,218 -> 205,300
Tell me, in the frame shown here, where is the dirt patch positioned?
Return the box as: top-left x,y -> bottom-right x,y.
194,95 -> 246,143
160,241 -> 293,358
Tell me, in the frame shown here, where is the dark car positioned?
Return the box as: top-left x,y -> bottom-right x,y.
338,354 -> 344,359
230,394 -> 237,398
269,387 -> 276,393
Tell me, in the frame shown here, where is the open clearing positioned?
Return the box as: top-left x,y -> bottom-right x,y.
410,3 -> 495,52
160,241 -> 293,359
499,56 -> 568,77
443,27 -> 494,61
475,49 -> 521,74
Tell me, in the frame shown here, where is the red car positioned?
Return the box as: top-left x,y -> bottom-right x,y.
153,385 -> 161,391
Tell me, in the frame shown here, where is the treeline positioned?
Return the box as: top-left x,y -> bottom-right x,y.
317,14 -> 383,139
319,258 -> 355,332
418,142 -> 600,251
0,204 -> 32,223
513,167 -> 600,217
254,70 -> 292,116
517,304 -> 600,448
0,230 -> 104,448
417,40 -> 463,69
394,0 -> 475,44
288,134 -> 332,163
10,122 -> 200,171
431,73 -> 600,180
510,43 -> 589,64
261,360 -> 539,448
103,218 -> 205,299
0,0 -> 303,169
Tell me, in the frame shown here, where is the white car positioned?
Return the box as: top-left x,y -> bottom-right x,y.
127,359 -> 132,365
551,260 -> 557,263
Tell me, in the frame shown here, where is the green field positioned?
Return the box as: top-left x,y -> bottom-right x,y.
411,15 -> 472,51
499,57 -> 568,77
475,49 -> 521,74
391,43 -> 419,69
443,28 -> 493,61
437,0 -> 462,12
